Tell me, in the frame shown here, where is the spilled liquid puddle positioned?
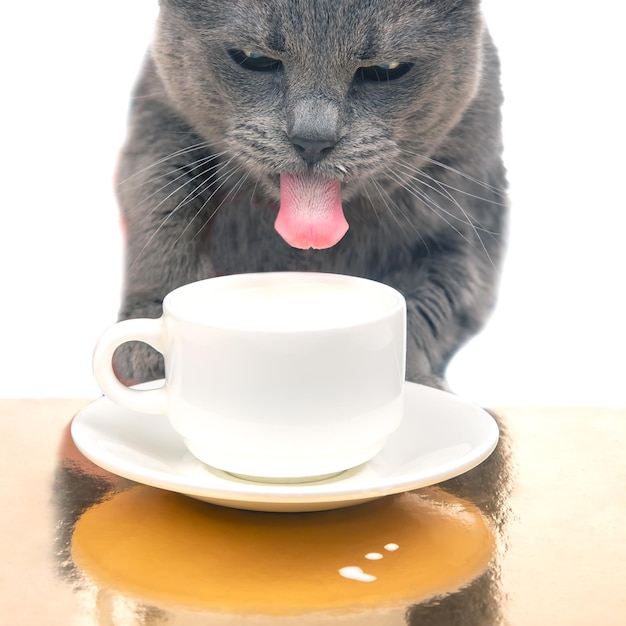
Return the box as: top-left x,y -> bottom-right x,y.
71,486 -> 494,615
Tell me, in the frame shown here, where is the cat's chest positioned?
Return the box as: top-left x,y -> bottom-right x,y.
205,197 -> 417,280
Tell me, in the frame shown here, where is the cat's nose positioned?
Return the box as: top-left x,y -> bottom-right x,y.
290,136 -> 337,165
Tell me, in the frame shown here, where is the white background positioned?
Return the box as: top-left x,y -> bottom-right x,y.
1,1 -> 624,405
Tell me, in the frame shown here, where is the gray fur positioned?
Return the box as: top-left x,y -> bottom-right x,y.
114,0 -> 508,389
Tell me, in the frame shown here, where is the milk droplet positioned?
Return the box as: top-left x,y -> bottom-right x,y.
365,552 -> 384,560
338,566 -> 377,583
384,543 -> 399,551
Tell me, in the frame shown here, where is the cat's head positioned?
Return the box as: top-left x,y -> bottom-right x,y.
152,0 -> 485,248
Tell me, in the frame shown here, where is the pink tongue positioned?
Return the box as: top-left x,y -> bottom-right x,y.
275,173 -> 348,249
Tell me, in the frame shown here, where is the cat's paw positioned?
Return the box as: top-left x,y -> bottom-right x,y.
410,374 -> 449,392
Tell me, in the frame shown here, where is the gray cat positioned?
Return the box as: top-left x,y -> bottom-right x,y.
114,0 -> 508,389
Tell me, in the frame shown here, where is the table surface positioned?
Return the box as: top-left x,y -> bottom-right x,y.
1,399 -> 624,626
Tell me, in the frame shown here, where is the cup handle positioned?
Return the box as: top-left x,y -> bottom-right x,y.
92,318 -> 169,415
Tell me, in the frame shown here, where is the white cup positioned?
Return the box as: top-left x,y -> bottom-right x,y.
93,272 -> 406,482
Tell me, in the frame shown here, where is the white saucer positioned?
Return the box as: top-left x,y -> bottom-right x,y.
71,382 -> 498,512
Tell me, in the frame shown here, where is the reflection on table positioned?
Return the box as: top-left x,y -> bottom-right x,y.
54,408 -> 511,625
2,400 -> 625,625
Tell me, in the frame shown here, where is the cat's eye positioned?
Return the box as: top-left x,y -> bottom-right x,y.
228,49 -> 281,72
358,62 -> 412,82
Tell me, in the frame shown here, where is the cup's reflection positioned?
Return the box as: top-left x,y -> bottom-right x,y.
70,485 -> 495,619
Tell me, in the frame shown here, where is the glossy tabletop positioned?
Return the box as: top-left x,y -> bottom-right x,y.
1,399 -> 624,626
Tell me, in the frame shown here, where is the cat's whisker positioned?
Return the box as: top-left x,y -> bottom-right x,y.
398,161 -> 499,267
191,171 -> 251,242
361,184 -> 384,226
173,162 -> 246,246
393,155 -> 502,268
117,142 -> 218,186
138,157 -> 234,227
129,157 -> 237,268
370,180 -> 404,230
370,179 -> 431,252
394,160 -> 498,236
142,151 -> 227,188
429,176 -> 507,208
250,177 -> 261,205
385,168 -> 477,249
386,166 -> 495,268
165,158 -> 239,227
133,154 -> 228,213
399,146 -> 506,199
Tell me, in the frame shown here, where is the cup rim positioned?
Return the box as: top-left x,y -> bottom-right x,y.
161,272 -> 406,332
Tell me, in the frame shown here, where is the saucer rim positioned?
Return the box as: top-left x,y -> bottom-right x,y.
71,382 -> 499,511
